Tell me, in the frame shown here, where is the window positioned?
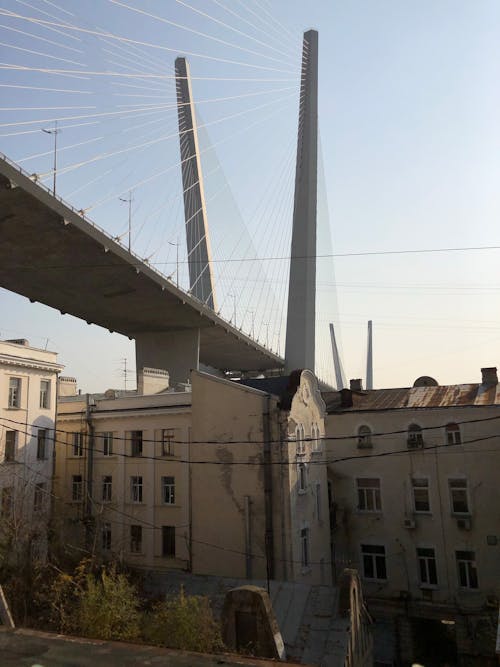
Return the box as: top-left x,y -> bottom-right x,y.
456,550 -> 478,589
449,478 -> 470,514
446,423 -> 461,446
417,547 -> 438,586
37,428 -> 47,460
4,431 -> 16,462
357,478 -> 381,511
39,380 -> 50,409
33,483 -> 46,512
72,475 -> 83,501
73,432 -> 83,457
162,526 -> 176,557
357,425 -> 372,448
301,527 -> 310,568
412,478 -> 431,513
296,424 -> 305,455
130,476 -> 143,503
130,525 -> 142,553
298,463 -> 307,493
8,377 -> 21,408
159,429 -> 175,457
130,431 -> 143,457
102,523 -> 112,551
99,432 -> 113,456
1,487 -> 13,517
361,544 -> 387,580
315,482 -> 322,521
408,423 -> 424,448
311,423 -> 322,452
161,476 -> 175,505
102,475 -> 112,502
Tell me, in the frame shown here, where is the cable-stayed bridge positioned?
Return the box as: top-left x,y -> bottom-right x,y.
0,2 -> 343,387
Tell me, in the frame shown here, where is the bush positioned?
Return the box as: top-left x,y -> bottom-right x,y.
143,586 -> 223,653
76,565 -> 141,641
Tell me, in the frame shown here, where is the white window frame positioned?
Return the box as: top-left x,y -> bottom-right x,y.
99,432 -> 113,456
161,476 -> 175,505
417,546 -> 438,587
39,379 -> 50,409
361,543 -> 387,581
4,430 -> 16,462
445,423 -> 461,446
160,428 -> 175,457
357,425 -> 372,448
37,428 -> 48,460
72,432 -> 84,457
296,424 -> 305,456
130,476 -> 143,503
311,423 -> 322,452
449,478 -> 470,515
8,377 -> 21,408
102,475 -> 112,502
407,423 -> 424,448
33,482 -> 46,513
129,430 -> 143,457
356,478 -> 382,512
72,475 -> 83,502
412,477 -> 431,513
456,550 -> 478,589
102,522 -> 112,551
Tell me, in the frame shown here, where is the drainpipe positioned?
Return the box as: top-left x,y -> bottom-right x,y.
263,393 -> 274,590
244,495 -> 252,579
85,393 -> 95,552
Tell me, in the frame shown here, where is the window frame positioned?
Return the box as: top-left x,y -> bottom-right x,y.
159,428 -> 175,457
8,377 -> 21,408
297,462 -> 307,494
361,543 -> 387,581
356,477 -> 382,512
72,432 -> 84,457
449,478 -> 470,515
296,424 -> 306,456
357,425 -> 373,448
130,475 -> 143,503
456,550 -> 478,589
33,482 -> 46,513
300,527 -> 310,569
161,476 -> 175,505
102,475 -> 112,502
72,475 -> 83,502
99,432 -> 113,456
162,525 -> 176,557
445,423 -> 461,446
130,525 -> 142,553
417,547 -> 438,588
37,428 -> 48,460
412,477 -> 431,514
4,430 -> 16,462
407,423 -> 424,448
102,522 -> 112,551
130,430 -> 143,457
39,379 -> 50,409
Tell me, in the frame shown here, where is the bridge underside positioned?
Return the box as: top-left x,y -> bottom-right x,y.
0,156 -> 283,381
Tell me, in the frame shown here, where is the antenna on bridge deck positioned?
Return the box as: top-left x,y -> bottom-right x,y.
284,30 -> 318,373
329,323 -> 345,390
366,320 -> 373,390
175,56 -> 216,310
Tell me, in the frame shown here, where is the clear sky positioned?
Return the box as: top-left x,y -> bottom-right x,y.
1,0 -> 500,391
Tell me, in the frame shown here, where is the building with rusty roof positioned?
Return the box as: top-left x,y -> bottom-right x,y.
323,367 -> 500,666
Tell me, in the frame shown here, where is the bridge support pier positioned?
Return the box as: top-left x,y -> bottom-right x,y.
135,329 -> 200,387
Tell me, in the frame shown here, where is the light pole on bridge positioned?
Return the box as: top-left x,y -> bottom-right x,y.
41,120 -> 61,196
119,191 -> 134,253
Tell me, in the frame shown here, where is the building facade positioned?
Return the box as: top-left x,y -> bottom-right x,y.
0,338 -> 63,560
323,369 -> 500,665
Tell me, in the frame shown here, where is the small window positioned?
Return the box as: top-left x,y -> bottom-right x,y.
1,487 -> 13,517
102,475 -> 112,502
159,429 -> 175,457
361,544 -> 387,580
99,432 -> 113,456
33,482 -> 46,512
357,478 -> 381,512
417,547 -> 438,586
412,478 -> 431,513
298,463 -> 307,493
449,478 -> 469,514
39,380 -> 50,409
408,424 -> 424,448
8,377 -> 21,408
4,431 -> 16,462
296,424 -> 305,456
37,429 -> 47,460
130,431 -> 143,457
357,425 -> 372,448
102,523 -> 112,551
130,476 -> 143,503
72,475 -> 83,501
130,525 -> 142,553
161,476 -> 175,505
445,423 -> 461,446
456,550 -> 478,589
301,527 -> 310,568
73,432 -> 84,457
162,525 -> 176,557
311,424 -> 322,452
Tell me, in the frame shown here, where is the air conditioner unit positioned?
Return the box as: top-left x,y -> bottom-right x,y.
404,518 -> 416,529
457,517 -> 472,531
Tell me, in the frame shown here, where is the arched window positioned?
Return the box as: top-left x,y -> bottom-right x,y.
357,425 -> 372,448
407,423 -> 424,448
445,423 -> 461,446
296,424 -> 305,455
311,423 -> 322,452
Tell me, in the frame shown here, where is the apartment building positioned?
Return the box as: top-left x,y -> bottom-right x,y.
55,368 -> 331,586
323,369 -> 500,665
0,338 -> 63,560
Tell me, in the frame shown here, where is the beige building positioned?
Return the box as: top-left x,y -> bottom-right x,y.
323,369 -> 500,665
55,368 -> 331,586
0,338 -> 63,560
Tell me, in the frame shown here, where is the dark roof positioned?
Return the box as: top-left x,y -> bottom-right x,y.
237,371 -> 302,410
324,383 -> 500,413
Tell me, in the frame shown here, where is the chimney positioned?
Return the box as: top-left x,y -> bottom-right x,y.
481,367 -> 498,386
350,378 -> 363,392
58,376 -> 78,397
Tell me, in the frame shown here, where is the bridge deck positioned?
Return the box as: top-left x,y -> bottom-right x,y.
0,154 -> 283,373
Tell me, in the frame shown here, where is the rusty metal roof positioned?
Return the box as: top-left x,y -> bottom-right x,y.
324,383 -> 500,413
